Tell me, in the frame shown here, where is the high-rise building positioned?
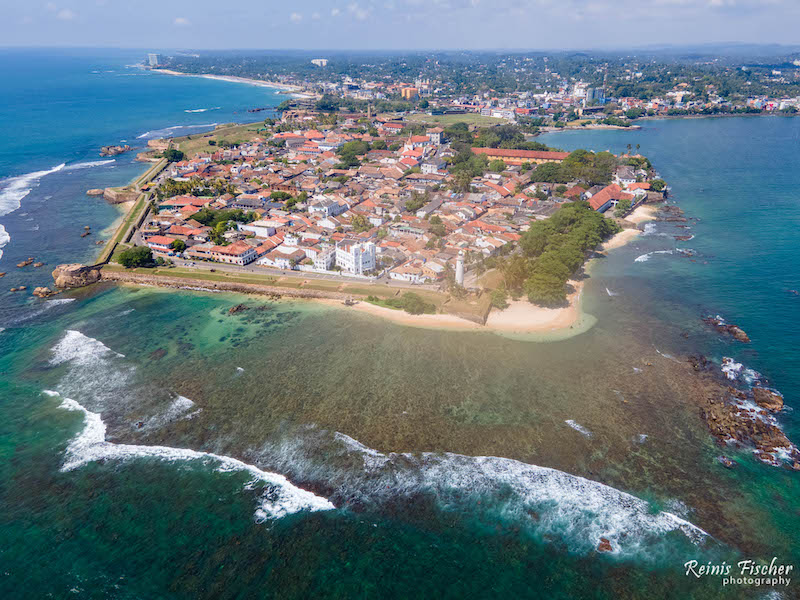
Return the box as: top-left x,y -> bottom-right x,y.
311,58 -> 329,67
147,53 -> 161,67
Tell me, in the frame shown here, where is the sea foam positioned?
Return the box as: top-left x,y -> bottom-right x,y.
634,250 -> 674,263
565,419 -> 593,437
264,430 -> 709,558
0,163 -> 65,217
49,390 -> 333,520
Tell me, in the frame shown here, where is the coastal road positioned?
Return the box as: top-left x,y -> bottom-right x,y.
167,257 -> 442,292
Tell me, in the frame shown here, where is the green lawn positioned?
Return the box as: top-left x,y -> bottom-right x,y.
174,122 -> 268,156
406,113 -> 509,127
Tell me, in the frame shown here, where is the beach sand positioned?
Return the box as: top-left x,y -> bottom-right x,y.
626,204 -> 658,224
152,69 -> 309,96
326,279 -> 585,337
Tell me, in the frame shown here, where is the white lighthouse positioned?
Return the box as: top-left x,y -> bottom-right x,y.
455,251 -> 465,286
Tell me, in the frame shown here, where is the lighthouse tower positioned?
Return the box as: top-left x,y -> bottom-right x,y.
455,251 -> 465,286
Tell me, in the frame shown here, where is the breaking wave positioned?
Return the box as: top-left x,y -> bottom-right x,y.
634,250 -> 674,263
0,224 -> 9,260
565,419 -> 593,437
185,107 -> 221,113
0,163 -> 65,217
263,430 -> 709,558
64,159 -> 116,170
48,391 -> 333,520
137,123 -> 218,140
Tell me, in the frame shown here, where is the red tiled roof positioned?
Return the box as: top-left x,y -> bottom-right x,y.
471,148 -> 570,161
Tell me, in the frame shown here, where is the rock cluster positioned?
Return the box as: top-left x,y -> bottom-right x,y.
703,316 -> 750,343
695,369 -> 797,468
86,189 -> 105,196
52,263 -> 101,289
597,538 -> 613,553
32,286 -> 53,298
100,144 -> 130,157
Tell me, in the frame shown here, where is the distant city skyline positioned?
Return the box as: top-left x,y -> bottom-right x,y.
1,0 -> 799,51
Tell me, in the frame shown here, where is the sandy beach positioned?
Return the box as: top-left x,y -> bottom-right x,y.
626,203 -> 658,224
325,279 -> 586,336
152,69 -> 311,96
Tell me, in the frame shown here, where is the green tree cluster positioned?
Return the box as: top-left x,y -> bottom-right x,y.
118,246 -> 154,268
513,201 -> 620,305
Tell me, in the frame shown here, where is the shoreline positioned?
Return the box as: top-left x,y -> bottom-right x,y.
151,69 -> 313,98
96,205 -> 660,338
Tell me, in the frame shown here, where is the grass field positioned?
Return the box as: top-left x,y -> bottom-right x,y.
174,122 -> 268,156
406,113 -> 508,127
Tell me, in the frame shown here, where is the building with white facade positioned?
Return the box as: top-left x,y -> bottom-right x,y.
335,239 -> 376,275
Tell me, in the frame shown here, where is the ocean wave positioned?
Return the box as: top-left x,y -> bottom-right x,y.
0,223 -> 9,260
4,298 -> 76,327
136,123 -> 218,140
49,391 -> 333,520
185,107 -> 221,113
634,250 -> 674,263
64,159 -> 116,170
264,430 -> 709,558
139,395 -> 197,430
605,287 -> 618,297
565,419 -> 593,437
641,223 -> 671,237
721,357 -> 761,384
0,163 -> 65,217
49,329 -> 133,410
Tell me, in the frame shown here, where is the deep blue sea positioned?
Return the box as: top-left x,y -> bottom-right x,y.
1,51 -> 798,599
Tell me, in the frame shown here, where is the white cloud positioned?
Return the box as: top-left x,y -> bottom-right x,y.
173,16 -> 190,26
45,2 -> 57,12
290,12 -> 303,22
348,2 -> 370,20
331,7 -> 342,16
312,11 -> 321,20
56,8 -> 75,20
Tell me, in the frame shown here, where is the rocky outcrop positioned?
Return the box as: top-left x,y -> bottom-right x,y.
52,263 -> 102,289
752,388 -> 784,412
695,376 -> 797,468
228,304 -> 249,315
703,316 -> 750,343
32,286 -> 54,298
100,144 -> 130,157
597,538 -> 613,553
86,189 -> 105,196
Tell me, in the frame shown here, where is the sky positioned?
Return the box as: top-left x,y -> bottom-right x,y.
1,0 -> 798,50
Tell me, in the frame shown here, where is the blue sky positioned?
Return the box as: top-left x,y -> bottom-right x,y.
1,0 -> 798,50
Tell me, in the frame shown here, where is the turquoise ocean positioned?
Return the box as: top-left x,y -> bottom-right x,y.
1,49 -> 798,599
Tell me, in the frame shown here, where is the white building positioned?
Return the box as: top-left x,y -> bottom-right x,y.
147,53 -> 161,67
311,58 -> 329,67
312,246 -> 336,270
238,220 -> 277,238
335,239 -> 376,275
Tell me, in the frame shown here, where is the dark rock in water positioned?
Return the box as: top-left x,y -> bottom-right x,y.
702,316 -> 750,343
597,538 -> 613,553
228,304 -> 249,315
752,388 -> 784,412
688,355 -> 712,372
699,384 -> 797,468
717,456 -> 735,469
789,290 -> 799,296
100,144 -> 131,157
674,235 -> 693,241
149,348 -> 167,361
